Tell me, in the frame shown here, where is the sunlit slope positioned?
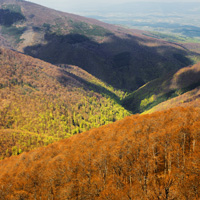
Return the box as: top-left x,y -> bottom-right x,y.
0,0 -> 193,91
0,47 -> 129,159
123,62 -> 200,113
146,87 -> 200,113
0,106 -> 199,199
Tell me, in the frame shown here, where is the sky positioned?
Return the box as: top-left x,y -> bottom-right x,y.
27,0 -> 131,12
27,0 -> 200,13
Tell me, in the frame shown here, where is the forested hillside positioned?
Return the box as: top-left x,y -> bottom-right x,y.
0,106 -> 199,199
0,1 -> 199,199
146,86 -> 200,114
0,0 -> 193,91
0,47 -> 129,159
123,62 -> 200,113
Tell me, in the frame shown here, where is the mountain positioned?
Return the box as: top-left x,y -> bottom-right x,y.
146,86 -> 200,114
123,62 -> 200,113
0,47 -> 130,159
0,2 -> 199,198
0,105 -> 199,199
0,0 -> 193,91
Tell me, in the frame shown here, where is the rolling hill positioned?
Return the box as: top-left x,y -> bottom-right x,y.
0,0 -> 193,91
123,62 -> 200,113
146,86 -> 200,114
0,1 -> 199,199
0,105 -> 199,199
0,47 -> 130,159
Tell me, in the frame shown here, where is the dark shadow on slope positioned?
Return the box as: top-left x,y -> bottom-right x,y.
122,66 -> 200,113
176,70 -> 200,89
0,9 -> 26,26
24,32 -> 192,92
57,67 -> 122,104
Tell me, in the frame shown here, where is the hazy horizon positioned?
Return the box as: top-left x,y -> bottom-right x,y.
27,0 -> 200,13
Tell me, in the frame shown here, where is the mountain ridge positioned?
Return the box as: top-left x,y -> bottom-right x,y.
0,0 -> 193,91
0,2 -> 200,199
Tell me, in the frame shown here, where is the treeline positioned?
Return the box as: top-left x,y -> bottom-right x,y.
0,48 -> 129,159
0,106 -> 199,199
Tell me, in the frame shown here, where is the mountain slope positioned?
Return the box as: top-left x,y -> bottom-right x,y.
0,0 -> 193,91
123,62 -> 200,113
0,105 -> 199,199
146,86 -> 200,113
0,47 -> 129,159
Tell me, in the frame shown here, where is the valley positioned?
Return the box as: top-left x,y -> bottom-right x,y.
0,0 -> 200,199
0,47 -> 129,159
76,2 -> 200,39
0,0 -> 193,91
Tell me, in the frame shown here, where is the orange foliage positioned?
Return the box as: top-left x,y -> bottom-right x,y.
0,106 -> 199,199
0,47 -> 129,158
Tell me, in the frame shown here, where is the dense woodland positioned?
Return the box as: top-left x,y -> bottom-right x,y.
0,48 -> 129,159
0,1 -> 200,199
0,106 -> 199,199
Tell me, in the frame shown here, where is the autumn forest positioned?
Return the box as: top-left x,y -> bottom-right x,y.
0,107 -> 200,199
0,0 -> 200,199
